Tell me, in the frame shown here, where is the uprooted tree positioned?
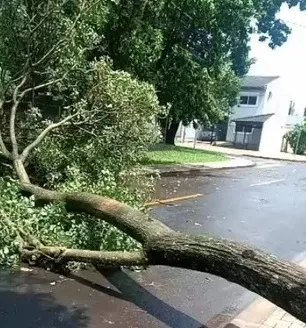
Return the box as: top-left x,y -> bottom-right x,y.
1,0 -> 306,324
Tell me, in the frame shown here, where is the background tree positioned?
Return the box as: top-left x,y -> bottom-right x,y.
93,0 -> 306,144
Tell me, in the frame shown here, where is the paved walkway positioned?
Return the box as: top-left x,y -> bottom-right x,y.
230,300 -> 306,328
226,259 -> 306,328
262,308 -> 305,328
177,142 -> 306,162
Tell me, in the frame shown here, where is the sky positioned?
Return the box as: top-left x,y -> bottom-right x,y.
249,3 -> 306,101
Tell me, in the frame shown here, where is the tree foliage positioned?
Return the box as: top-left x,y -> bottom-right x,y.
0,0 -> 160,267
93,0 -> 306,143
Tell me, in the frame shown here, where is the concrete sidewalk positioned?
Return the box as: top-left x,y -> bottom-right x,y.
228,299 -> 305,328
178,142 -> 306,162
224,259 -> 306,328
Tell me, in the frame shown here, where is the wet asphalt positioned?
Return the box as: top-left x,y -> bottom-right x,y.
1,158 -> 306,328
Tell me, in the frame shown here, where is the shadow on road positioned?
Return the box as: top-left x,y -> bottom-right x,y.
71,269 -> 206,328
0,271 -> 89,328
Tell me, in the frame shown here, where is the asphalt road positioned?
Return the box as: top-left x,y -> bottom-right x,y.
1,158 -> 306,328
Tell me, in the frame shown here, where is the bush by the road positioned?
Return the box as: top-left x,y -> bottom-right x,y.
287,123 -> 306,155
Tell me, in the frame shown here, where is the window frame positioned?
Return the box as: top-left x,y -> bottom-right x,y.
239,93 -> 259,107
235,123 -> 253,134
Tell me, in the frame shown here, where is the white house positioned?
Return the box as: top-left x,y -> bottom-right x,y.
226,76 -> 305,153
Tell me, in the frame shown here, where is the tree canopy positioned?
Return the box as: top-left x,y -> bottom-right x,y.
92,0 -> 306,143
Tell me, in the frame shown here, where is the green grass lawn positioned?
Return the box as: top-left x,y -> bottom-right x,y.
143,144 -> 227,165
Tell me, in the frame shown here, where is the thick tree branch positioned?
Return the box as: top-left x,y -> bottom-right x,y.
13,160 -> 31,183
19,183 -> 172,243
0,130 -> 10,159
18,183 -> 306,323
20,111 -> 82,162
19,77 -> 67,100
10,76 -> 27,157
146,234 -> 306,322
21,247 -> 148,267
0,101 -> 10,159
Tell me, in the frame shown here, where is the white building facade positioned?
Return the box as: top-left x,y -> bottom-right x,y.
226,76 -> 305,153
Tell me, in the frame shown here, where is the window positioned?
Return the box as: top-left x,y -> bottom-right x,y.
244,125 -> 253,133
240,95 -> 258,106
248,96 -> 257,106
240,96 -> 248,105
235,124 -> 253,133
236,124 -> 243,132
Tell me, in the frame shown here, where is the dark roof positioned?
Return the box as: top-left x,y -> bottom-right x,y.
242,76 -> 279,89
232,113 -> 274,123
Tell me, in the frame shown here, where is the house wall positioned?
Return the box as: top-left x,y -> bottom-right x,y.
229,88 -> 266,120
259,116 -> 283,153
261,78 -> 305,152
226,121 -> 236,143
227,77 -> 305,153
226,87 -> 267,143
258,79 -> 284,153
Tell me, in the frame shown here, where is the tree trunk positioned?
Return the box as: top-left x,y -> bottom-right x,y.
146,234 -> 306,321
165,121 -> 179,145
19,183 -> 306,323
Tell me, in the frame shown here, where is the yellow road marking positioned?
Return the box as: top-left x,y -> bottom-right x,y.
145,193 -> 203,206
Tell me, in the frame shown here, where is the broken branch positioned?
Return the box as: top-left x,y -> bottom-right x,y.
20,111 -> 82,162
0,101 -> 10,158
10,76 -> 28,156
18,182 -> 306,323
21,247 -> 148,267
19,77 -> 67,100
19,183 -> 172,243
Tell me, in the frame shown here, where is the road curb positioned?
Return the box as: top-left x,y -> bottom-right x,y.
222,256 -> 306,328
242,154 -> 306,163
145,161 -> 255,177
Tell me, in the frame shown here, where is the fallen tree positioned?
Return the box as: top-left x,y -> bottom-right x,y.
18,183 -> 306,323
3,77 -> 306,321
1,1 -> 306,324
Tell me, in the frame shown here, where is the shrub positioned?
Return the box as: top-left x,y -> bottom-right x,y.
287,122 -> 306,155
